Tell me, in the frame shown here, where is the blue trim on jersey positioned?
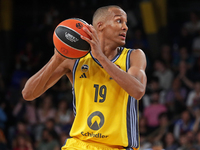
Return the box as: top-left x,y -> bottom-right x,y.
126,49 -> 139,148
127,96 -> 139,148
72,59 -> 80,116
126,49 -> 134,72
90,47 -> 124,67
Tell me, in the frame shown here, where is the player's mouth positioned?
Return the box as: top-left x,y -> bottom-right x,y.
119,33 -> 126,40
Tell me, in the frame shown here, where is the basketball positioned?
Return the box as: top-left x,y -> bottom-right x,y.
53,18 -> 91,59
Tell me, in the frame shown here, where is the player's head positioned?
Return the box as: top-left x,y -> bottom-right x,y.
92,5 -> 128,46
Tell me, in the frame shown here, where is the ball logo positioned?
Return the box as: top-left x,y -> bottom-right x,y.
76,23 -> 83,29
65,32 -> 79,42
87,111 -> 104,130
61,48 -> 68,54
81,64 -> 89,72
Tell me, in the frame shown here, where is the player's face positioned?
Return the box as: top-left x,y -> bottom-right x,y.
103,7 -> 128,46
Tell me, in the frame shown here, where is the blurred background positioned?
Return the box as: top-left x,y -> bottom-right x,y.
0,0 -> 200,150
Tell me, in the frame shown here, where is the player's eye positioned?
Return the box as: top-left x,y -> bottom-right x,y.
117,19 -> 121,23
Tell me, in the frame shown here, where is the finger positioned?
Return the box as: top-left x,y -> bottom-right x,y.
81,35 -> 92,45
83,26 -> 96,41
85,24 -> 97,36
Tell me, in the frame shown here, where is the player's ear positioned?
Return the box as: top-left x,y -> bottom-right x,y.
97,22 -> 104,31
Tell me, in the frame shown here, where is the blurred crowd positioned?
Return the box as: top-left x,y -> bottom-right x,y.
1,0 -> 200,150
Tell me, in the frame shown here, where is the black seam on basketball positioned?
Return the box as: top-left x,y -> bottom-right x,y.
55,48 -> 89,59
55,26 -> 90,51
54,32 -> 90,52
59,25 -> 81,36
54,30 -> 90,52
68,18 -> 89,25
55,48 -> 78,59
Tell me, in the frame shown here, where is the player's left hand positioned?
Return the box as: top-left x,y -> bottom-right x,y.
81,24 -> 104,59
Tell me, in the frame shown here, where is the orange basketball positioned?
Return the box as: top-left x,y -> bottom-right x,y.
53,18 -> 91,59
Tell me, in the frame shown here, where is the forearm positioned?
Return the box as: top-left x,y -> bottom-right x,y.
182,76 -> 194,89
97,55 -> 146,100
22,55 -> 64,100
193,118 -> 200,132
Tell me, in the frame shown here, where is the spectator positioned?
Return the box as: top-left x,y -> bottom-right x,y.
0,129 -> 7,150
192,29 -> 200,57
191,57 -> 200,81
164,132 -> 178,150
55,99 -> 74,133
126,29 -> 148,51
8,120 -> 32,147
177,60 -> 195,90
139,115 -> 150,137
12,134 -> 33,150
177,133 -> 193,150
145,141 -> 164,150
193,108 -> 200,133
37,94 -> 56,124
173,110 -> 194,140
12,97 -> 29,122
165,77 -> 187,115
34,118 -> 60,143
159,44 -> 172,69
143,76 -> 166,109
173,47 -> 194,70
36,128 -> 60,150
144,91 -> 167,131
0,101 -> 7,130
25,101 -> 37,126
149,113 -> 171,143
186,81 -> 200,115
193,130 -> 200,150
15,41 -> 36,71
153,59 -> 174,90
51,76 -> 72,101
184,11 -> 200,36
177,26 -> 193,50
139,135 -> 152,150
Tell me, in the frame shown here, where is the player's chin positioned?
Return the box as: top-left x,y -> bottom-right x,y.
118,40 -> 126,46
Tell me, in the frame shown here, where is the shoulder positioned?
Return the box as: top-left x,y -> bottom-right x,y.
129,49 -> 146,69
130,49 -> 146,59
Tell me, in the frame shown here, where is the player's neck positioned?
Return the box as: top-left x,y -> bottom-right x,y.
100,38 -> 120,60
102,45 -> 119,60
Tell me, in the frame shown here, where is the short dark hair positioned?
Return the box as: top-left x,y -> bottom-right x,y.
92,5 -> 122,28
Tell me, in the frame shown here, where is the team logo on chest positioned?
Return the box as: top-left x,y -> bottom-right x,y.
80,64 -> 89,78
81,64 -> 89,72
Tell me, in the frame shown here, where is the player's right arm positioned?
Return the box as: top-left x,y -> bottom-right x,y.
22,49 -> 75,101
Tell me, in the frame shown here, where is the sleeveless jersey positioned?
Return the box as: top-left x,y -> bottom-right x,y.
70,47 -> 139,149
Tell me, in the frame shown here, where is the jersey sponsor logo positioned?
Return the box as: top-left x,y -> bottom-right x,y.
81,132 -> 108,138
87,111 -> 104,130
81,64 -> 89,72
79,73 -> 87,78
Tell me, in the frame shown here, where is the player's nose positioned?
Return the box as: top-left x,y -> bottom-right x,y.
122,22 -> 128,31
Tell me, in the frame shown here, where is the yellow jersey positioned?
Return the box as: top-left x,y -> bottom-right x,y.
70,47 -> 139,149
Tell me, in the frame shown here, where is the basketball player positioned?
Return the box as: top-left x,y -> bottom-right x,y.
22,5 -> 147,150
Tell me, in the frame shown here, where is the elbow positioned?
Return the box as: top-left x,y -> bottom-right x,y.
131,87 -> 146,100
22,89 -> 35,101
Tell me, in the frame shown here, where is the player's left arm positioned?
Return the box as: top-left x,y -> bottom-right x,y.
81,25 -> 147,100
127,49 -> 147,99
98,49 -> 147,100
